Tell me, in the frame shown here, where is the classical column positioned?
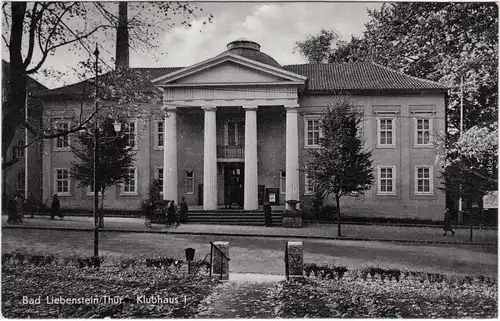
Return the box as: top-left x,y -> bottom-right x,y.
243,105 -> 258,210
203,106 -> 217,210
285,104 -> 300,209
163,107 -> 178,202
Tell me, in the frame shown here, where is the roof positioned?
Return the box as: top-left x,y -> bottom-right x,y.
283,62 -> 446,92
216,48 -> 282,69
38,61 -> 446,99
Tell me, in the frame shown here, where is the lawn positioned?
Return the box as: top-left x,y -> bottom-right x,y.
274,272 -> 498,318
1,253 -> 218,318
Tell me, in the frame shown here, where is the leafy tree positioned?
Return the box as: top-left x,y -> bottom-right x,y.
435,124 -> 498,211
1,1 -> 212,168
295,3 -> 498,133
70,117 -> 135,222
306,98 -> 374,236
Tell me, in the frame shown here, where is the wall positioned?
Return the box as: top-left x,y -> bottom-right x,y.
297,92 -> 446,220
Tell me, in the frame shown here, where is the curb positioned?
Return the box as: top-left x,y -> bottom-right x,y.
3,225 -> 497,246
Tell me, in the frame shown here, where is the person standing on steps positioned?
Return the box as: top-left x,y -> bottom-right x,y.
179,196 -> 189,223
166,200 -> 178,228
443,208 -> 455,236
51,194 -> 61,220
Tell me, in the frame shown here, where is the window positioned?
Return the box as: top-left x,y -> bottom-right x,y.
86,182 -> 103,196
225,120 -> 244,146
55,122 -> 70,149
304,171 -> 314,195
280,171 -> 286,194
415,166 -> 433,194
55,169 -> 70,195
157,121 -> 164,148
305,118 -> 321,147
377,116 -> 396,147
122,167 -> 137,194
157,168 -> 164,192
16,140 -> 25,158
414,117 -> 432,146
17,171 -> 25,195
185,171 -> 194,194
377,166 -> 396,195
124,122 -> 136,148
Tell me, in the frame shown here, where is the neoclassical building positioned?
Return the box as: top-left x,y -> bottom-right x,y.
40,39 -> 447,219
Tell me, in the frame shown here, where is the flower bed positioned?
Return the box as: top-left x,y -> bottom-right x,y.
1,253 -> 218,318
275,264 -> 497,318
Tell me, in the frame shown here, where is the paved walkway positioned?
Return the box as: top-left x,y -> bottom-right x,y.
195,274 -> 281,318
2,215 -> 497,245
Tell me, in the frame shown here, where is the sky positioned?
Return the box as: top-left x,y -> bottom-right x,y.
21,1 -> 382,89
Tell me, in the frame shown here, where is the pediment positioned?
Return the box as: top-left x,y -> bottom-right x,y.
172,61 -> 287,84
152,53 -> 307,87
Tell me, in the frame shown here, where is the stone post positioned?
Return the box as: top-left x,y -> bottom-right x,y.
286,241 -> 303,279
212,241 -> 229,280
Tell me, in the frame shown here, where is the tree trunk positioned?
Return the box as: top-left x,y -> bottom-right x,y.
3,2 -> 28,168
335,195 -> 341,237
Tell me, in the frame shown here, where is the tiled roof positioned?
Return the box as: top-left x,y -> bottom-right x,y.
39,62 -> 445,98
283,62 -> 446,92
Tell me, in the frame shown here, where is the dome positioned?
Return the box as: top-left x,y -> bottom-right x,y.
218,39 -> 282,69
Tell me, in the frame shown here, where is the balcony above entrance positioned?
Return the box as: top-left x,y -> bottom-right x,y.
217,145 -> 244,161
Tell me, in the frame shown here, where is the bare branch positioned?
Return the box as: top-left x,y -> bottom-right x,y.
23,2 -> 39,69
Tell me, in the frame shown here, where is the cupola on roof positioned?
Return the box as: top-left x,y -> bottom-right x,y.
219,38 -> 282,69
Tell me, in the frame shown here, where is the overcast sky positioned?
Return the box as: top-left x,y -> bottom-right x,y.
31,2 -> 382,89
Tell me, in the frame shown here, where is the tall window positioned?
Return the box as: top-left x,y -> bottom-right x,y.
185,171 -> 194,194
377,117 -> 396,147
17,171 -> 25,195
16,140 -> 25,158
157,168 -> 164,192
122,168 -> 137,194
305,119 -> 321,147
378,166 -> 396,194
55,122 -> 70,148
415,166 -> 433,194
124,122 -> 136,148
157,121 -> 164,148
55,169 -> 70,195
415,118 -> 432,145
226,120 -> 244,146
280,171 -> 286,194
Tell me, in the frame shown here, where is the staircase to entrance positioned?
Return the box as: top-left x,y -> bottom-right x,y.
188,209 -> 284,226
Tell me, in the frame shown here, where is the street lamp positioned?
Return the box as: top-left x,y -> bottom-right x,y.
92,44 -> 122,262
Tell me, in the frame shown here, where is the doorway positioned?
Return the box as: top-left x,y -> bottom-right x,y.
224,163 -> 244,208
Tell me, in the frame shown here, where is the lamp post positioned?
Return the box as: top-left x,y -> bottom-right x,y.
93,44 -> 100,259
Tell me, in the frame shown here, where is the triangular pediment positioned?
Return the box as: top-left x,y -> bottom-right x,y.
152,53 -> 307,87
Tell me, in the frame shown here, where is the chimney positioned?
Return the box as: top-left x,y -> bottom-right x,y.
115,2 -> 129,70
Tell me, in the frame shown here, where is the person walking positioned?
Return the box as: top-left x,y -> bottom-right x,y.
443,208 -> 455,236
179,196 -> 189,223
51,194 -> 61,220
15,193 -> 24,223
7,196 -> 17,224
166,200 -> 178,228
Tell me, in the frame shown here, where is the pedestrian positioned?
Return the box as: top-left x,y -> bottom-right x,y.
443,208 -> 455,236
166,200 -> 178,228
15,193 -> 24,223
7,196 -> 17,224
51,194 -> 61,220
179,196 -> 189,223
144,201 -> 153,228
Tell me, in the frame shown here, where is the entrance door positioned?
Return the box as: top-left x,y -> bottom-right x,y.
224,163 -> 244,208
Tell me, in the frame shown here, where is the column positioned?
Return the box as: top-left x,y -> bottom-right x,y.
285,105 -> 300,209
243,105 -> 258,210
203,106 -> 217,210
163,107 -> 178,202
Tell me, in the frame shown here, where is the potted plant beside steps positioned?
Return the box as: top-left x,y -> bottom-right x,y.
282,200 -> 303,228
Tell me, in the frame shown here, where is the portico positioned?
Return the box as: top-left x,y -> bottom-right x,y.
152,39 -> 306,210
